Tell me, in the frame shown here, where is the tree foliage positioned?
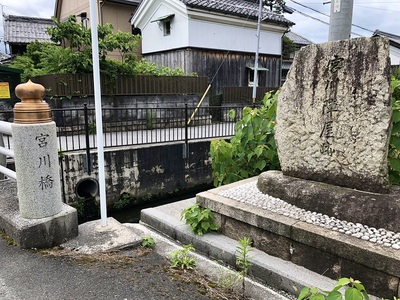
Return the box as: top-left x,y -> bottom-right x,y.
282,35 -> 297,59
264,0 -> 286,14
210,91 -> 280,187
9,15 -> 192,82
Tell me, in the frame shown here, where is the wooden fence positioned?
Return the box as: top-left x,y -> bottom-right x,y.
31,74 -> 209,97
222,86 -> 276,104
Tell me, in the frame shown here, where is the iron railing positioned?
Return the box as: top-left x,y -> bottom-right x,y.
0,105 -> 245,153
52,105 -> 240,152
0,121 -> 16,179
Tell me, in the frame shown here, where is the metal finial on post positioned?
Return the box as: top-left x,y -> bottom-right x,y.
14,80 -> 51,124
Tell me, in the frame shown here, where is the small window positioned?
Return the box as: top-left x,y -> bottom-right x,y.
164,20 -> 171,36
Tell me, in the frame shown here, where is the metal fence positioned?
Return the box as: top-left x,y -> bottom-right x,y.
53,105 -> 240,152
0,105 -> 245,153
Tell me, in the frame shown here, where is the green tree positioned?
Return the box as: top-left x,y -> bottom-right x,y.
47,15 -> 89,50
264,0 -> 286,14
9,15 -> 191,81
282,35 -> 297,59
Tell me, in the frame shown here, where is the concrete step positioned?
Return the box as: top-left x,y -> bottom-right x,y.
140,196 -> 380,299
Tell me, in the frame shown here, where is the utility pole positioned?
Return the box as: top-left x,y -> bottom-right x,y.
252,0 -> 263,105
328,0 -> 354,41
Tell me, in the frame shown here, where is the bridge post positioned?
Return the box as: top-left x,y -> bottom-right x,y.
13,80 -> 63,218
0,80 -> 79,248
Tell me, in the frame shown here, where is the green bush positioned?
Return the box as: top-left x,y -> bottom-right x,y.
211,77 -> 400,187
210,91 -> 280,187
389,76 -> 400,184
298,277 -> 369,300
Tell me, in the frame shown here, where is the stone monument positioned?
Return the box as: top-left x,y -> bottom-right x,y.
257,37 -> 400,232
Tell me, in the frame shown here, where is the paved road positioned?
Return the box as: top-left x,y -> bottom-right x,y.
0,237 -> 211,300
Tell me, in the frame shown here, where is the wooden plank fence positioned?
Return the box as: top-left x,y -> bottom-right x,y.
222,86 -> 276,104
32,74 -> 208,97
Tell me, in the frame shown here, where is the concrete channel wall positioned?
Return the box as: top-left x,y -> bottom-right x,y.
60,140 -> 214,206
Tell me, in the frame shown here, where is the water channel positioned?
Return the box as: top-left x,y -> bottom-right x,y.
109,185 -> 212,223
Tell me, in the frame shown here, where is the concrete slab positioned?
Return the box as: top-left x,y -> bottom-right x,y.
0,179 -> 78,249
61,217 -> 142,254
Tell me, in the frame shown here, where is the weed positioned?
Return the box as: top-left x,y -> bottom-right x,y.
141,236 -> 155,248
180,203 -> 219,236
236,237 -> 253,298
0,229 -> 17,246
214,261 -> 241,290
170,244 -> 196,270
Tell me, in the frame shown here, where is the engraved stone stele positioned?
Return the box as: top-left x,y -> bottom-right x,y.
13,80 -> 63,219
274,37 -> 391,193
257,37 -> 399,230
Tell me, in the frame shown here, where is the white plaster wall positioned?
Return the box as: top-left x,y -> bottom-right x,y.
140,2 -> 189,53
390,45 -> 400,66
188,19 -> 283,55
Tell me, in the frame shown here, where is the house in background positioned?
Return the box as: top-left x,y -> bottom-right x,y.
131,0 -> 294,97
372,30 -> 400,66
54,0 -> 142,60
3,15 -> 54,55
281,31 -> 313,83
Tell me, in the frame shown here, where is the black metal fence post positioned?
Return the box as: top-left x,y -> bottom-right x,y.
83,103 -> 92,175
184,104 -> 189,159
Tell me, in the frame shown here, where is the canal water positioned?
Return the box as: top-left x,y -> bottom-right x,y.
109,186 -> 212,223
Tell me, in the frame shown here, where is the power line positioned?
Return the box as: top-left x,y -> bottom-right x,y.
288,6 -> 363,37
288,0 -> 374,33
355,5 -> 400,13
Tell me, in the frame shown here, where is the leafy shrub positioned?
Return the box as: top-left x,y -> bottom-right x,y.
298,277 -> 369,300
389,76 -> 400,184
210,91 -> 280,187
180,203 -> 219,235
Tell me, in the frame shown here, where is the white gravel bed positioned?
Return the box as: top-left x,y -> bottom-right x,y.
218,181 -> 400,250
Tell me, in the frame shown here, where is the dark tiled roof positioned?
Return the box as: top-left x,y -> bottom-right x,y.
4,15 -> 55,44
108,0 -> 141,5
180,0 -> 294,26
373,30 -> 400,48
285,31 -> 313,45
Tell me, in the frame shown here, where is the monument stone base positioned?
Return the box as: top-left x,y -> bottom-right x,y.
0,179 -> 78,248
257,171 -> 400,233
196,177 -> 400,299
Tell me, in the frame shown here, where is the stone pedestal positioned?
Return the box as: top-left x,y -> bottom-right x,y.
257,170 -> 400,233
12,122 -> 63,219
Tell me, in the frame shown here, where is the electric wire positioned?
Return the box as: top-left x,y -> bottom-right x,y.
287,6 -> 363,37
287,0 -> 374,34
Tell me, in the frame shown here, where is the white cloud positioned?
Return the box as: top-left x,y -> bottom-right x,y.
1,0 -> 55,18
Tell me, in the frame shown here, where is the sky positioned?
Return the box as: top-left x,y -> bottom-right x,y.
0,0 -> 399,44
